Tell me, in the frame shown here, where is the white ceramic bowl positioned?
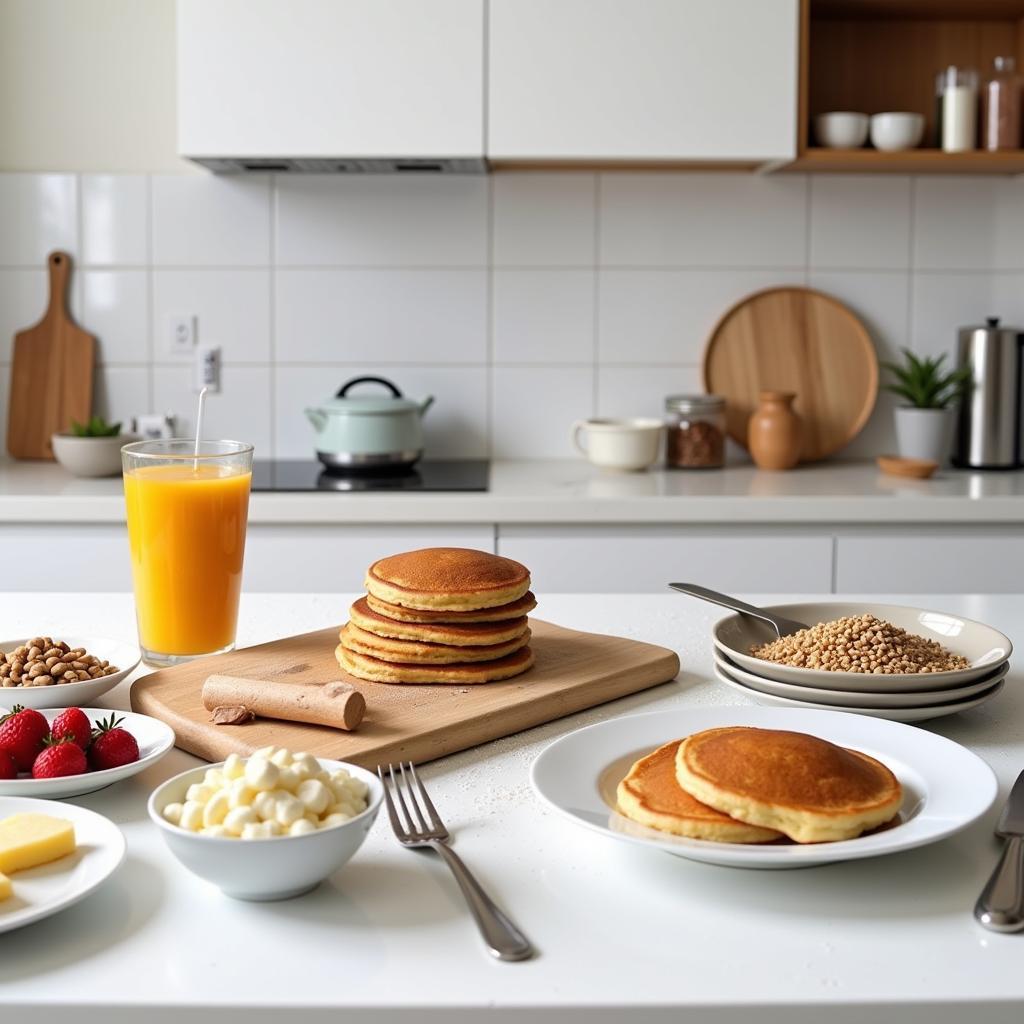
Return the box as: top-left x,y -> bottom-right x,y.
0,708 -> 175,798
148,758 -> 383,901
0,635 -> 141,709
51,433 -> 139,478
713,602 -> 1011,690
870,112 -> 925,152
813,111 -> 869,148
571,418 -> 663,472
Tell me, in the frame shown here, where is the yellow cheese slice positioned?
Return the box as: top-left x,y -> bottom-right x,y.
0,814 -> 76,874
0,871 -> 11,900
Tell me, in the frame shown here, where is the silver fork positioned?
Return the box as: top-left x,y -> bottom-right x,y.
377,762 -> 534,961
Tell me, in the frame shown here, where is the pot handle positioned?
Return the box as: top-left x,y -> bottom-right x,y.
336,376 -> 404,399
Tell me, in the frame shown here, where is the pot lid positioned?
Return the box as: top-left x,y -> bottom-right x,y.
318,376 -> 421,415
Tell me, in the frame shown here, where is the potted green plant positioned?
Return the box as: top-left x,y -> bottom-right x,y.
51,416 -> 139,478
884,350 -> 972,464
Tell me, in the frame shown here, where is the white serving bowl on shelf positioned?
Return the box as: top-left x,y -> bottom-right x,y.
870,112 -> 925,152
712,602 -> 1011,690
148,758 -> 383,901
0,635 -> 141,709
813,111 -> 869,148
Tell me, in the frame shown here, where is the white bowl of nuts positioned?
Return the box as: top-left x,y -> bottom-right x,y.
0,636 -> 141,708
714,603 -> 1012,692
148,747 -> 383,901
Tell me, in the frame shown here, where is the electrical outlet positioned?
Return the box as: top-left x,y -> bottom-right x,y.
194,345 -> 222,393
165,313 -> 196,355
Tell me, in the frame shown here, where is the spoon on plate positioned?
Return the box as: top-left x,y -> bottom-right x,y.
667,583 -> 808,639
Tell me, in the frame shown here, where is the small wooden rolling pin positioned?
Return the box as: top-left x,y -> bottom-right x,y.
202,675 -> 366,732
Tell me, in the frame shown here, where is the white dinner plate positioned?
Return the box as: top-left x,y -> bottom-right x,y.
0,636 -> 141,710
530,707 -> 997,869
713,602 -> 1011,691
0,709 -> 174,798
0,796 -> 126,933
715,661 -> 1006,723
713,650 -> 1010,708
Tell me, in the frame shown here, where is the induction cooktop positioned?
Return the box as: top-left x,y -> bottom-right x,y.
251,459 -> 490,493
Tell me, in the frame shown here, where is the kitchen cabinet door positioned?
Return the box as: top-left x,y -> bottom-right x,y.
488,0 -> 799,162
497,526 -> 832,593
178,0 -> 484,163
836,531 -> 1024,594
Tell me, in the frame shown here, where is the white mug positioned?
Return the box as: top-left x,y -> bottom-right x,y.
571,418 -> 662,471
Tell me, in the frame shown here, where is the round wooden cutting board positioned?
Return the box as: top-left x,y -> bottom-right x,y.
702,287 -> 878,462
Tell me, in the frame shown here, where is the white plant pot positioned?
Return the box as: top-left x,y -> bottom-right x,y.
893,407 -> 955,464
51,433 -> 139,478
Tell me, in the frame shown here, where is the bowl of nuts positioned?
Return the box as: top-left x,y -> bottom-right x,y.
0,636 -> 141,708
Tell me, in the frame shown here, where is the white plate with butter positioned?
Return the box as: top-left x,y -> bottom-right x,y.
531,707 -> 997,870
0,709 -> 175,799
0,796 -> 126,933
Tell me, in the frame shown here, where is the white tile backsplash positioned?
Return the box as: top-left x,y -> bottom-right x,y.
275,269 -> 487,364
82,270 -> 149,364
599,173 -> 808,267
492,270 -> 594,364
492,173 -> 596,266
598,269 -> 806,364
809,176 -> 911,270
152,176 -> 271,266
275,175 -> 488,267
1,168 -> 1012,460
152,270 -> 271,362
81,175 -> 148,265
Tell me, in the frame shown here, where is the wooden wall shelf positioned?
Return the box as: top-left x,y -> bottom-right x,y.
782,147 -> 1024,173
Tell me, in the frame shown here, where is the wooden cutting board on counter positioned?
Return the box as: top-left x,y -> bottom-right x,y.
7,251 -> 95,460
131,619 -> 680,767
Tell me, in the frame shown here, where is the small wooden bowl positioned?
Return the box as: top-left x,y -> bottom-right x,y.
877,455 -> 939,479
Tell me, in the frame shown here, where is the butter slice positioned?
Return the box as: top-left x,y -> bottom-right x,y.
0,871 -> 10,900
0,814 -> 76,874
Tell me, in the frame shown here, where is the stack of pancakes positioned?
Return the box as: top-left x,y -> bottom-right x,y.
617,727 -> 903,844
336,547 -> 537,685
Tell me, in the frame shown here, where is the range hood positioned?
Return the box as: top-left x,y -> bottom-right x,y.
178,0 -> 486,174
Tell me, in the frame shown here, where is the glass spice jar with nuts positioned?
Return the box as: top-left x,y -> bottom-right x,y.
665,394 -> 726,469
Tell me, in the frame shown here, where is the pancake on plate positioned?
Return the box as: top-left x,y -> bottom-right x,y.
339,621 -> 531,664
349,596 -> 530,646
365,548 -> 531,611
337,643 -> 535,684
617,741 -> 782,843
365,591 -> 537,624
675,727 -> 903,843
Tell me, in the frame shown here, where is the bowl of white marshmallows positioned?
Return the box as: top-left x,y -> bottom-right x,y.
148,746 -> 383,900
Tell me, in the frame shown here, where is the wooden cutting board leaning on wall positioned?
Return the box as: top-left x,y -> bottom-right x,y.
6,251 -> 95,460
131,619 -> 682,767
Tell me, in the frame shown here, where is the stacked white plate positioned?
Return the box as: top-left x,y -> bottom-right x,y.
712,602 -> 1012,724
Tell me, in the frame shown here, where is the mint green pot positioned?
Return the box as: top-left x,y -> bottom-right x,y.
305,376 -> 434,469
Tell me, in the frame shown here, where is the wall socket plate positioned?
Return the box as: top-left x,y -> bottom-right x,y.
194,345 -> 222,393
166,313 -> 196,355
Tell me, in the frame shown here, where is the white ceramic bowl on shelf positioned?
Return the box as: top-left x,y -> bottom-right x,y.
813,111 -> 869,148
148,758 -> 383,901
870,112 -> 925,152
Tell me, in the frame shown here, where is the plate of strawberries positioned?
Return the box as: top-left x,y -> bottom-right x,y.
0,705 -> 175,798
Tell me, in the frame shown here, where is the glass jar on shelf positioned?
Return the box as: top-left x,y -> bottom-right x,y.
982,56 -> 1021,151
664,394 -> 726,469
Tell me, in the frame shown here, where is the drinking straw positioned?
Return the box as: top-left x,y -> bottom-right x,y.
193,386 -> 208,471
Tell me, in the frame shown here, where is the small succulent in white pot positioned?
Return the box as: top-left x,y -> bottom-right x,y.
884,350 -> 972,464
52,416 -> 139,478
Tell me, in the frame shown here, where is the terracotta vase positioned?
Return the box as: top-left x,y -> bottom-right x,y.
748,391 -> 803,470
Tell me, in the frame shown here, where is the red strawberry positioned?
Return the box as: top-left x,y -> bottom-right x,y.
89,714 -> 139,771
32,736 -> 87,779
0,705 -> 50,771
51,707 -> 92,750
0,749 -> 17,780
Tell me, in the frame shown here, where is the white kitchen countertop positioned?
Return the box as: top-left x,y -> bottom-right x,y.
3,457 -> 1024,525
1,591 -> 1022,1023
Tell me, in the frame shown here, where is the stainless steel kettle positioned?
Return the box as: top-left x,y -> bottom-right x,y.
954,317 -> 1023,469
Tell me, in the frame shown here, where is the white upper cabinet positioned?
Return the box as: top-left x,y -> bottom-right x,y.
487,0 -> 799,163
177,0 -> 485,170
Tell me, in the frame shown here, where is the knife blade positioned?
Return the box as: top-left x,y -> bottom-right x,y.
975,768 -> 1024,933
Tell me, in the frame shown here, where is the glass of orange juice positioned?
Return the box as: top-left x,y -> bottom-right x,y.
122,439 -> 253,666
